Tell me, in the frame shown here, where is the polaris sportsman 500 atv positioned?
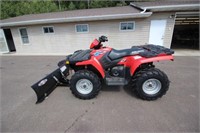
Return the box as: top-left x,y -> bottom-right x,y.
32,36 -> 174,104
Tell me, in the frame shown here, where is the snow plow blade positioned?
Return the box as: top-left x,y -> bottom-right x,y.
31,65 -> 69,104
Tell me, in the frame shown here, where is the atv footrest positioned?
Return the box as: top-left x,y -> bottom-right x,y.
105,77 -> 128,86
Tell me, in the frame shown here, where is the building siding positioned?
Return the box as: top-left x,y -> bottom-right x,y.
10,12 -> 175,54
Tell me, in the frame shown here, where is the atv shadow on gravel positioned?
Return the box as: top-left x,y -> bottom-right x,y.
101,83 -> 121,92
123,85 -> 141,99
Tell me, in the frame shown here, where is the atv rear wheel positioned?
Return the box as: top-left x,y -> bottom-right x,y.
70,70 -> 101,99
135,68 -> 169,100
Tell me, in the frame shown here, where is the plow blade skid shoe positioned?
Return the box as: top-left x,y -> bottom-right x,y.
31,68 -> 62,104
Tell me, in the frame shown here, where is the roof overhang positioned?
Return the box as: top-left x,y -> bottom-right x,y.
175,11 -> 199,18
175,12 -> 199,25
0,12 -> 152,27
130,3 -> 199,12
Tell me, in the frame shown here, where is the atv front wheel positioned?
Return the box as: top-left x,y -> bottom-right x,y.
135,68 -> 169,100
70,70 -> 101,99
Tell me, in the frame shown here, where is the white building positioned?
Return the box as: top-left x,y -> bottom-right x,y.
0,1 -> 199,54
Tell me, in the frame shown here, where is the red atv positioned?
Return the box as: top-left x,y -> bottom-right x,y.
32,36 -> 174,104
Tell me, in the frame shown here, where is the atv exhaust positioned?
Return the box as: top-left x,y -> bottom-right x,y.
31,65 -> 69,104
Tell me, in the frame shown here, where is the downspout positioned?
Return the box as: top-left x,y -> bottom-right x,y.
130,3 -> 147,14
140,8 -> 147,13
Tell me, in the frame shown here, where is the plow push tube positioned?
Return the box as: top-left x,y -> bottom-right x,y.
31,65 -> 69,104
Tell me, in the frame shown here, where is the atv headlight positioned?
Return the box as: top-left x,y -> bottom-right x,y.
66,61 -> 70,64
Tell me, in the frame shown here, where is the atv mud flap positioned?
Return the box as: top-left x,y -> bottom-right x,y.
31,65 -> 69,104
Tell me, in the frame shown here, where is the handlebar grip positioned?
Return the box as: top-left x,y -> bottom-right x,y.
99,35 -> 108,42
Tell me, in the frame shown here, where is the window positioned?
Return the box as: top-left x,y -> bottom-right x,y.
19,28 -> 29,44
43,26 -> 54,33
76,24 -> 89,33
120,22 -> 135,31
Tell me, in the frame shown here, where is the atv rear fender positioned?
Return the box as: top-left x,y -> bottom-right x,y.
130,55 -> 174,76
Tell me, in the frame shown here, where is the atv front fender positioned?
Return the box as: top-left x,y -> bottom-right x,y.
76,56 -> 105,78
130,55 -> 174,75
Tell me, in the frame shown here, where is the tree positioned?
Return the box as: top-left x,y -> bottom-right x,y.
90,0 -> 102,8
0,0 -> 58,19
68,2 -> 76,10
0,0 -> 150,20
78,1 -> 87,9
116,0 -> 127,6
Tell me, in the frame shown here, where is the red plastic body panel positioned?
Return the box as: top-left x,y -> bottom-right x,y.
76,56 -> 105,77
76,47 -> 112,78
90,47 -> 112,60
118,55 -> 174,75
90,39 -> 100,49
75,46 -> 174,78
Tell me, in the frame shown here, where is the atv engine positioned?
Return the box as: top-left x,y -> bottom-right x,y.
110,66 -> 125,77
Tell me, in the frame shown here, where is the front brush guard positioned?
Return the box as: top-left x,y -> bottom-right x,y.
31,65 -> 69,104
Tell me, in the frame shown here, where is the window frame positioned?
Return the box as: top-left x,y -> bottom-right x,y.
18,27 -> 30,45
75,24 -> 89,33
42,26 -> 55,34
119,21 -> 135,31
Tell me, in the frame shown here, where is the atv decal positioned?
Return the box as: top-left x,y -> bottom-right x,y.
94,51 -> 103,56
38,79 -> 48,87
93,50 -> 107,57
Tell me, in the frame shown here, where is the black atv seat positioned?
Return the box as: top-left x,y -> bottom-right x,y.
68,49 -> 92,64
108,47 -> 144,60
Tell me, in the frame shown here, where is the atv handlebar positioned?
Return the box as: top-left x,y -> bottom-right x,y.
90,36 -> 108,50
99,35 -> 108,42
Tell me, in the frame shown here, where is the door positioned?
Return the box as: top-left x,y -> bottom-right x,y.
4,29 -> 16,52
0,29 -> 9,53
149,20 -> 167,46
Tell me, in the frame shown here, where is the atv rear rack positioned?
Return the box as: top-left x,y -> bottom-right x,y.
132,44 -> 174,58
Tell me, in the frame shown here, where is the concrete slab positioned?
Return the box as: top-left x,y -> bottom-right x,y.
0,56 -> 199,132
174,49 -> 200,56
